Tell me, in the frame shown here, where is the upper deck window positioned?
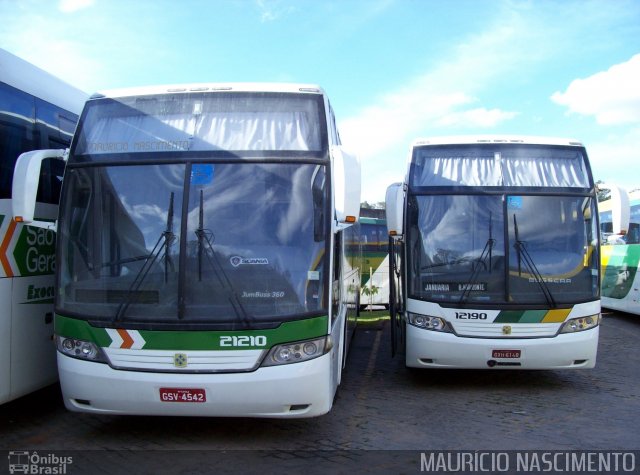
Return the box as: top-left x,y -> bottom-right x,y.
410,144 -> 591,188
74,92 -> 326,157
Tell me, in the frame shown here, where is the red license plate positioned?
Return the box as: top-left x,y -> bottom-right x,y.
492,349 -> 521,359
159,388 -> 206,403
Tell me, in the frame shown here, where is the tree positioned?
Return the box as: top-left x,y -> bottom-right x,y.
361,283 -> 379,311
595,180 -> 610,202
360,201 -> 385,210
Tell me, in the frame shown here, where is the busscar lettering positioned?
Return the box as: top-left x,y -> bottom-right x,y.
529,277 -> 572,284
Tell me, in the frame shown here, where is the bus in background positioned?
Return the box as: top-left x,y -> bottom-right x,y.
599,187 -> 640,315
0,49 -> 86,404
386,136 -> 601,369
13,83 -> 361,417
359,208 -> 389,309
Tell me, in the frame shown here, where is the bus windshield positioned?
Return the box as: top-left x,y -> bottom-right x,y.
57,161 -> 328,325
73,92 -> 326,157
407,194 -> 599,306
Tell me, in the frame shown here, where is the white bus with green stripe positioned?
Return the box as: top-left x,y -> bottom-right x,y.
386,136 -> 601,369
12,83 -> 361,417
0,49 -> 85,404
600,187 -> 640,315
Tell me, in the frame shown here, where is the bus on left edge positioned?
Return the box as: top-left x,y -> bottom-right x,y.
0,48 -> 86,404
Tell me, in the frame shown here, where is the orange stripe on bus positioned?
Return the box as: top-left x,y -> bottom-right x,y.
117,329 -> 134,349
0,219 -> 17,277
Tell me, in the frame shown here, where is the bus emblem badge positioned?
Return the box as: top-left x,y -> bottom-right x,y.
502,325 -> 512,336
174,353 -> 188,368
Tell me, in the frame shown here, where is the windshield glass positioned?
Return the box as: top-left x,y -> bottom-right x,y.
73,92 -> 326,157
507,195 -> 599,304
407,195 -> 506,304
407,194 -> 599,305
57,162 -> 327,324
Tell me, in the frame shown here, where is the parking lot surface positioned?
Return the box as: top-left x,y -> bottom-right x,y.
1,311 -> 638,473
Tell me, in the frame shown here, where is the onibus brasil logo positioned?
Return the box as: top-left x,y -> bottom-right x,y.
7,451 -> 73,474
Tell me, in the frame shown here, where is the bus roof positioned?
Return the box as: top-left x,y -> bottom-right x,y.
411,135 -> 584,148
93,83 -> 326,100
0,48 -> 87,114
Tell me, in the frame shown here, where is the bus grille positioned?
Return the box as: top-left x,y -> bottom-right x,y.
450,322 -> 562,338
103,348 -> 265,372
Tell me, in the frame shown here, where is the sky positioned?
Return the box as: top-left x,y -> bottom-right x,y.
1,0 -> 639,204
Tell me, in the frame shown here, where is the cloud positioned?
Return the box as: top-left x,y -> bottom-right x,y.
339,19 -> 526,162
340,18 -> 524,204
437,108 -> 519,128
551,54 -> 640,125
255,0 -> 295,23
58,0 -> 94,13
586,126 -> 640,190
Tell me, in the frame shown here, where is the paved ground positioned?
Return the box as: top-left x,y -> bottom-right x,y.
1,310 -> 638,474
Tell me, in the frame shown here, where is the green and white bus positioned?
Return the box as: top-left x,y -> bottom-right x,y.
12,83 -> 361,417
600,187 -> 640,315
386,136 -> 601,369
0,49 -> 85,404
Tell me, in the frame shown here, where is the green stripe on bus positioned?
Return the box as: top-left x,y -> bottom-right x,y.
494,310 -> 549,323
518,310 -> 548,323
493,310 -> 524,323
55,314 -> 329,350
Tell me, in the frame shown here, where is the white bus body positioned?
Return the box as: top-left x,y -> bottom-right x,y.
387,136 -> 601,369
600,188 -> 640,315
13,83 -> 361,417
0,49 -> 86,404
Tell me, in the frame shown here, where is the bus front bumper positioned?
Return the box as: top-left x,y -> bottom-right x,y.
405,325 -> 599,369
57,351 -> 333,418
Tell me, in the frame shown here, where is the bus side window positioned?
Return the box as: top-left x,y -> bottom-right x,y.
0,82 -> 36,199
332,231 -> 342,320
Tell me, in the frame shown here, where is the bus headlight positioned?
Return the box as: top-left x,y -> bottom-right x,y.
560,314 -> 601,333
262,337 -> 328,366
407,312 -> 451,332
56,336 -> 106,362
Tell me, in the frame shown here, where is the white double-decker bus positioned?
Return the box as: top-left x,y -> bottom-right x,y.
0,49 -> 86,404
13,83 -> 361,417
386,136 -> 601,369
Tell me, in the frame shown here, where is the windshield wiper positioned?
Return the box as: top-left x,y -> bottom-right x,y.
113,192 -> 176,323
195,190 -> 250,322
459,213 -> 495,304
512,214 -> 556,307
